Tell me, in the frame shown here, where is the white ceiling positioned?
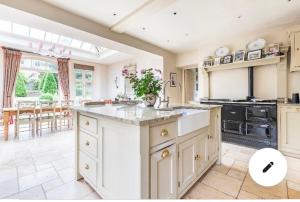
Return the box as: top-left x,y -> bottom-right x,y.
42,0 -> 300,53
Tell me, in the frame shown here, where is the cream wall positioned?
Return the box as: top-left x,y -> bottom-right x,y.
176,25 -> 300,100
107,56 -> 164,99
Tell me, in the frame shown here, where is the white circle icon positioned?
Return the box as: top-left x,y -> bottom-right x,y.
249,148 -> 287,187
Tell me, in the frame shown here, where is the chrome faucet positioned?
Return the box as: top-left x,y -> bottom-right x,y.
158,80 -> 181,108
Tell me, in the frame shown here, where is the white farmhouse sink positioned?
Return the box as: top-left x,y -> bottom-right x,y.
176,109 -> 210,136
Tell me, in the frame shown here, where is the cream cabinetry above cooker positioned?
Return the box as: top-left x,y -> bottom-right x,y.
290,30 -> 300,72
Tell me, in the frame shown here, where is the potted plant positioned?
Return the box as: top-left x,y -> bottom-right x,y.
123,68 -> 162,107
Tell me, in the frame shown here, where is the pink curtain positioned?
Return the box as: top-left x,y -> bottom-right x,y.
57,58 -> 70,100
2,47 -> 22,108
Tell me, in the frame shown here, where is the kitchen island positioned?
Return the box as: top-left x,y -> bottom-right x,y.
73,104 -> 221,199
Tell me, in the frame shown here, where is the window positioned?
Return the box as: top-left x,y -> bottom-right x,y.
15,58 -> 59,102
74,69 -> 93,99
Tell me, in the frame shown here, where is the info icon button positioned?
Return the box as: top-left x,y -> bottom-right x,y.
249,148 -> 287,187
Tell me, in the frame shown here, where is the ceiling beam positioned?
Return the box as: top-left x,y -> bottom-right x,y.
110,0 -> 176,33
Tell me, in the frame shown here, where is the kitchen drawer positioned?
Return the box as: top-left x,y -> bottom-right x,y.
79,114 -> 98,134
79,131 -> 98,157
150,121 -> 177,147
79,151 -> 97,186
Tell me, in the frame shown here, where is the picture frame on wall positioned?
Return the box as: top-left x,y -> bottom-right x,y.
222,55 -> 233,64
214,57 -> 221,66
202,59 -> 213,67
247,49 -> 262,60
233,50 -> 245,62
170,72 -> 177,87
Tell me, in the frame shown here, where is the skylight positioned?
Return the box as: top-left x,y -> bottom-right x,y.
45,32 -> 59,43
0,19 -> 117,60
30,28 -> 45,40
81,42 -> 92,51
0,19 -> 11,32
70,39 -> 82,49
59,36 -> 72,46
12,23 -> 29,36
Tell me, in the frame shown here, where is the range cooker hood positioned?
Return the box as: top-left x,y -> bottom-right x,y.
246,66 -> 255,100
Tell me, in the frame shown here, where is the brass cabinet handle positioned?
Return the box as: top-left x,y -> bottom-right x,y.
85,141 -> 90,146
209,135 -> 213,139
161,149 -> 170,159
85,121 -> 89,126
194,154 -> 201,161
160,129 -> 169,137
85,164 -> 89,170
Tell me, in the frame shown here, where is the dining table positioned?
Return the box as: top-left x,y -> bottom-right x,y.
2,106 -> 70,141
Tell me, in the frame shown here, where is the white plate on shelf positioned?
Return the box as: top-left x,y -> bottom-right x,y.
247,38 -> 266,51
215,47 -> 230,57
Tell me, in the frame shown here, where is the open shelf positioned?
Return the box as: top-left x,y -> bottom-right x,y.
203,56 -> 285,72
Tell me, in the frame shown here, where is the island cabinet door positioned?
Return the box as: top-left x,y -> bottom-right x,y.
150,144 -> 177,199
279,106 -> 300,156
208,109 -> 221,161
195,134 -> 209,176
177,136 -> 198,194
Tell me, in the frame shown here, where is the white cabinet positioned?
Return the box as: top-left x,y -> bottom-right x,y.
279,105 -> 300,157
178,136 -> 198,193
208,108 -> 221,161
177,133 -> 209,194
150,144 -> 177,199
290,31 -> 300,71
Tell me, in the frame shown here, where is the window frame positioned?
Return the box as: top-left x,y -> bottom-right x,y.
74,68 -> 93,99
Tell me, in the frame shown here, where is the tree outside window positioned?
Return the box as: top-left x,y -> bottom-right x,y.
15,58 -> 59,102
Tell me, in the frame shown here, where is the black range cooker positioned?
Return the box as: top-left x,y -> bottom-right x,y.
201,99 -> 277,149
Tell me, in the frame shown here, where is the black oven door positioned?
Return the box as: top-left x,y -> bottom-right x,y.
246,106 -> 272,122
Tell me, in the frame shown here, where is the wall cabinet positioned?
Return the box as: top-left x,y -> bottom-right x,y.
290,31 -> 300,71
150,144 -> 177,199
279,105 -> 300,157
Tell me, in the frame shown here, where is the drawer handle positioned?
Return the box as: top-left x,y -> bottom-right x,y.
230,111 -> 236,114
85,141 -> 90,146
160,129 -> 169,137
85,164 -> 89,170
85,121 -> 89,126
161,150 -> 170,159
209,135 -> 213,139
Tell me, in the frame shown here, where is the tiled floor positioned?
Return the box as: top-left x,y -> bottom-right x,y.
184,143 -> 300,199
1,129 -> 300,199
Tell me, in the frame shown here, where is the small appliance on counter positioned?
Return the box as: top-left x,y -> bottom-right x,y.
292,93 -> 300,104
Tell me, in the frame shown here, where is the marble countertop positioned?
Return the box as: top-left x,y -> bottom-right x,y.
278,103 -> 300,107
73,103 -> 221,126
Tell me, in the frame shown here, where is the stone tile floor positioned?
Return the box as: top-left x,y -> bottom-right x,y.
0,129 -> 300,199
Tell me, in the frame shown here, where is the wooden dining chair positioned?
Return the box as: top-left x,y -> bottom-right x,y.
15,101 -> 37,139
57,100 -> 74,131
37,101 -> 56,136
